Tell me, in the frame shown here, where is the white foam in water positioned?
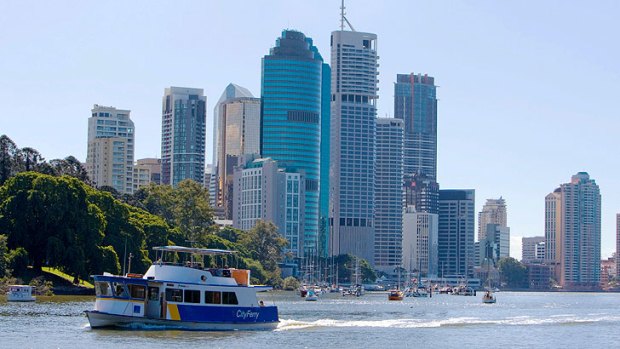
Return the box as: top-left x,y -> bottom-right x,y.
276,314 -> 620,331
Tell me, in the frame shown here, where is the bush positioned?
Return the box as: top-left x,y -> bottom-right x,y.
282,276 -> 300,291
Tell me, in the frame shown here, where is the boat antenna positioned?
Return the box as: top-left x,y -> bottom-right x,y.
340,0 -> 356,32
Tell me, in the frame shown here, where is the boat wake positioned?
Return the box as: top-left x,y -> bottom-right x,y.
276,314 -> 620,331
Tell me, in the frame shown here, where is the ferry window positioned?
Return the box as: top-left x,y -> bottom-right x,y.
95,281 -> 112,297
148,287 -> 159,301
129,284 -> 146,299
184,290 -> 201,303
165,288 -> 183,302
204,291 -> 221,304
222,292 -> 238,305
112,282 -> 128,298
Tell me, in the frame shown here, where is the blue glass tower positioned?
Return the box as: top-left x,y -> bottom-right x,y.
261,30 -> 327,257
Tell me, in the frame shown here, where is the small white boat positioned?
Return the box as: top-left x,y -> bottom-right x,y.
6,285 -> 36,302
85,246 -> 279,331
482,291 -> 496,304
305,290 -> 318,301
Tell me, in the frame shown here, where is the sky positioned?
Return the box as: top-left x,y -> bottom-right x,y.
2,0 -> 619,260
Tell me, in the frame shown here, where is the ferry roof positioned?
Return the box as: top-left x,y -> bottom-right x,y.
153,246 -> 236,255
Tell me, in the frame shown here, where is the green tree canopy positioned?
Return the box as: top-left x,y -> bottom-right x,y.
498,257 -> 528,288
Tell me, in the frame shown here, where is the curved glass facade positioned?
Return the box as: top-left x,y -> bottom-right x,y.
261,30 -> 326,256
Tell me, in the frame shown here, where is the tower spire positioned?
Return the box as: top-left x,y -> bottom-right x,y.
339,0 -> 356,31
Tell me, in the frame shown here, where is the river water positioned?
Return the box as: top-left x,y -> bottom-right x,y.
1,291 -> 620,348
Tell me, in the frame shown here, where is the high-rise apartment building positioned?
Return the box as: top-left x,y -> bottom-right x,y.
546,172 -> 601,289
212,83 -> 260,219
232,157 -> 305,257
86,104 -> 134,194
478,197 -> 508,241
329,27 -> 379,264
438,189 -> 475,277
161,87 -> 206,187
261,30 -> 329,256
402,206 -> 438,276
522,236 -> 545,263
374,118 -> 404,272
560,172 -> 601,288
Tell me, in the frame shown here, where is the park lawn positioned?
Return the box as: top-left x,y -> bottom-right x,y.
42,267 -> 94,288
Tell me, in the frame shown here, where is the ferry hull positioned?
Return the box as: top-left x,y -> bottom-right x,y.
85,311 -> 279,331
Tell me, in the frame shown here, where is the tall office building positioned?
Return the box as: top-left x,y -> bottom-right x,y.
478,197 -> 508,241
86,104 -> 134,194
522,236 -> 545,263
374,118 -> 404,272
479,224 -> 510,265
394,73 -> 437,180
330,24 -> 379,264
438,189 -> 475,277
261,30 -> 328,256
402,206 -> 438,276
395,73 -> 439,220
161,87 -> 206,187
559,172 -> 601,288
232,157 -> 305,257
212,83 -> 260,219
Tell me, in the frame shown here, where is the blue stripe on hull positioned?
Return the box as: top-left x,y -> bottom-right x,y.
176,305 -> 279,323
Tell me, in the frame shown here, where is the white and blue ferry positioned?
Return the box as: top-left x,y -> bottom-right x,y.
85,246 -> 279,330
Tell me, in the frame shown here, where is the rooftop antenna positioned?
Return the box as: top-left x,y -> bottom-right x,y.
340,0 -> 356,31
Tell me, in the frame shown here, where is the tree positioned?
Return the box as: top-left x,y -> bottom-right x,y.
17,147 -> 45,172
334,254 -> 377,284
0,135 -> 19,185
282,276 -> 301,291
0,173 -> 106,276
498,257 -> 528,288
49,156 -> 90,183
171,180 -> 213,244
0,235 -> 7,276
240,220 -> 288,272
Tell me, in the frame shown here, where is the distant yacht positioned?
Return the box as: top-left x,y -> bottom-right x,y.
85,246 -> 279,331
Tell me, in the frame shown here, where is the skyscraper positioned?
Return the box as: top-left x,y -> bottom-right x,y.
374,118 -> 404,272
330,26 -> 379,264
212,83 -> 260,219
395,73 -> 439,222
86,104 -> 134,194
161,87 -> 206,187
402,206 -> 438,276
559,172 -> 601,288
394,73 -> 437,180
261,30 -> 327,255
232,157 -> 304,257
478,197 -> 508,241
438,189 -> 475,277
545,188 -> 563,282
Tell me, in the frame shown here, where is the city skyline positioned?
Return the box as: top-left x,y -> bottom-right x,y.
2,1 -> 620,259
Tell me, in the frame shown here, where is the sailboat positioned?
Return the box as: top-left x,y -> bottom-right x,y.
482,258 -> 497,304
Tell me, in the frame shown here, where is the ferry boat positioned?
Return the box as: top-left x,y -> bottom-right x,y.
85,246 -> 279,331
6,285 -> 36,302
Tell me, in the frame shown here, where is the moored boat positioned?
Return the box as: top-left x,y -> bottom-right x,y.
6,285 -> 36,302
85,246 -> 279,331
387,289 -> 404,301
